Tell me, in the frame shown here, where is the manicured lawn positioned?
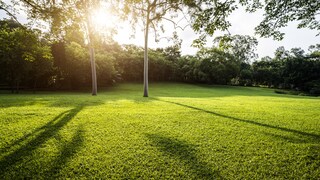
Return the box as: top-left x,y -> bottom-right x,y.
0,83 -> 319,179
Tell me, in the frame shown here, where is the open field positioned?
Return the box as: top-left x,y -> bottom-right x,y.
0,83 -> 319,179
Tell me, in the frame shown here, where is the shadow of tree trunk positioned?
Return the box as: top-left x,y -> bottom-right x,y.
48,125 -> 85,178
153,98 -> 320,144
0,106 -> 84,178
146,133 -> 223,179
0,109 -> 70,154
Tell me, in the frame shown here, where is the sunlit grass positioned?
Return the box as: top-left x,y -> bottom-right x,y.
0,83 -> 319,179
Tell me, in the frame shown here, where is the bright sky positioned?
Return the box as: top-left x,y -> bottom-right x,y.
1,5 -> 319,59
114,7 -> 320,58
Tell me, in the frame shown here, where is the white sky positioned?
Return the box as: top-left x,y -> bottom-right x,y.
1,5 -> 319,58
114,7 -> 320,58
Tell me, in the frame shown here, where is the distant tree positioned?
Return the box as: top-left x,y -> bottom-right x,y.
155,33 -> 182,81
196,47 -> 239,84
281,47 -> 320,92
213,35 -> 258,85
95,49 -> 118,86
252,58 -> 272,86
28,33 -> 53,90
214,34 -> 258,62
0,20 -> 53,93
308,44 -> 320,57
274,46 -> 290,60
64,41 -> 90,89
162,32 -> 182,62
251,45 -> 320,94
238,63 -> 253,86
177,55 -> 198,82
117,44 -> 144,82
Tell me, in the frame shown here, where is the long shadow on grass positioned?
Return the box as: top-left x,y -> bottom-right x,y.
47,125 -> 85,178
0,106 -> 84,178
154,98 -> 320,143
0,109 -> 71,154
146,134 -> 222,179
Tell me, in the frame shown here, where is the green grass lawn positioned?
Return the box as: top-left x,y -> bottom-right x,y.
0,83 -> 319,179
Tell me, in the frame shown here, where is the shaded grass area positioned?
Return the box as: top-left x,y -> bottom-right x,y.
0,83 -> 319,179
146,133 -> 222,179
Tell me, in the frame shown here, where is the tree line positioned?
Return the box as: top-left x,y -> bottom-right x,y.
0,19 -> 319,95
1,0 -> 319,97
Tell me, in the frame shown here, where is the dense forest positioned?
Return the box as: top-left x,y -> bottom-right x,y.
0,19 -> 319,95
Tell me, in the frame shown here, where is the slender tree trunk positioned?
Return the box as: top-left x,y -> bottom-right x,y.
143,13 -> 150,97
86,15 -> 97,96
89,43 -> 97,96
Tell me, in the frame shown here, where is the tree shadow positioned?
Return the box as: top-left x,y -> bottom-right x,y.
0,98 -> 38,109
146,133 -> 223,179
0,93 -> 106,109
47,125 -> 85,178
0,105 -> 84,178
0,110 -> 70,154
263,132 -> 309,144
152,98 -> 320,144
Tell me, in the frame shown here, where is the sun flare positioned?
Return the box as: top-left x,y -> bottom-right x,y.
89,7 -> 133,43
91,8 -> 114,30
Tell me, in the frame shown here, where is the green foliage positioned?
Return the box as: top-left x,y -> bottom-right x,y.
0,16 -> 319,96
251,45 -> 320,95
237,63 -> 253,86
116,45 -> 144,82
95,52 -> 117,85
0,83 -> 319,179
115,44 -> 177,82
242,0 -> 320,40
214,34 -> 258,62
51,39 -> 121,89
6,0 -> 320,44
190,0 -> 319,42
64,41 -> 91,89
196,47 -> 239,84
49,41 -> 320,93
252,57 -> 282,87
0,20 -> 53,92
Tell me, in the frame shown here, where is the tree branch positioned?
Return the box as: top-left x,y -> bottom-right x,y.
161,16 -> 188,31
0,5 -> 22,26
149,20 -> 158,42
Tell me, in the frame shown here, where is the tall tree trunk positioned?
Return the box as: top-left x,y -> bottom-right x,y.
143,12 -> 150,97
86,16 -> 97,96
89,43 -> 97,96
